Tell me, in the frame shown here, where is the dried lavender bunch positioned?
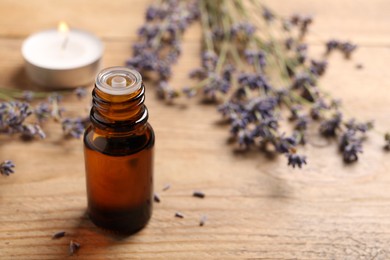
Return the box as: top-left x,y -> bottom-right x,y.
0,89 -> 90,171
132,0 -> 375,168
127,0 -> 199,101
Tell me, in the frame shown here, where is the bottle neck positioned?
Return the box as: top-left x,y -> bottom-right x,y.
90,83 -> 148,133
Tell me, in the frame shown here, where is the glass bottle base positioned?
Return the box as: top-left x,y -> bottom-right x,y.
88,202 -> 152,235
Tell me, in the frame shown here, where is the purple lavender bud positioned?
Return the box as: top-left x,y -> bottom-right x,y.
287,153 -> 307,168
276,135 -> 297,154
300,15 -> 313,37
0,160 -> 15,176
340,42 -> 357,59
21,124 -> 46,139
212,28 -> 225,41
157,62 -> 172,80
22,91 -> 34,102
182,86 -> 197,98
326,40 -> 339,54
296,43 -> 308,64
339,131 -> 363,163
345,119 -> 373,133
262,7 -> 275,22
320,112 -> 342,137
310,60 -> 328,76
157,81 -> 178,101
282,20 -> 292,31
231,22 -> 256,38
35,102 -> 51,122
201,51 -> 218,71
237,130 -> 255,150
290,14 -> 301,25
288,105 -> 302,121
230,118 -> 248,136
222,64 -> 235,82
285,37 -> 294,50
189,68 -> 207,79
62,117 -> 89,139
295,116 -> 309,131
291,73 -> 315,90
145,6 -> 159,21
74,87 -> 87,99
247,97 -> 277,119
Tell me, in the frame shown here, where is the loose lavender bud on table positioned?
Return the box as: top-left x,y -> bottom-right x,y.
74,87 -> 87,99
199,215 -> 207,226
325,39 -> 340,54
61,117 -> 89,139
340,42 -> 357,59
193,191 -> 205,198
0,160 -> 15,176
320,113 -> 342,137
287,154 -> 307,168
52,231 -> 66,239
175,212 -> 184,218
69,240 -> 81,256
153,193 -> 161,203
162,184 -> 171,191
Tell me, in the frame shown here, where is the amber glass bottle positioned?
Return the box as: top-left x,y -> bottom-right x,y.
83,67 -> 154,234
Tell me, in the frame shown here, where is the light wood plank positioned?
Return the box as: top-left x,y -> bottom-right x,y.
1,0 -> 390,259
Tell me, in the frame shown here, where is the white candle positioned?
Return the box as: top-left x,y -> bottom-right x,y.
22,22 -> 104,88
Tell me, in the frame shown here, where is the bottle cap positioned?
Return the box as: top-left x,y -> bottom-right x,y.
96,66 -> 142,95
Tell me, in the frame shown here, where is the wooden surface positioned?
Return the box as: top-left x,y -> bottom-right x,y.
1,0 -> 390,259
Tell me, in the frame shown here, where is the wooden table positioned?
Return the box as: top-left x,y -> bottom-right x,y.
1,0 -> 390,259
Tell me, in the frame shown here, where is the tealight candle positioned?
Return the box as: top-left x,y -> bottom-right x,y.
22,22 -> 104,88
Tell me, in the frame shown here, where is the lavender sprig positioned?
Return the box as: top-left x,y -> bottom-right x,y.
127,0 -> 199,91
130,0 -> 377,168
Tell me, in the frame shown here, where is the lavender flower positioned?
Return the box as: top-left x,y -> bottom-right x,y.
34,102 -> 51,122
62,117 -> 89,139
74,87 -> 87,99
310,60 -> 328,76
340,42 -> 357,59
345,119 -> 373,133
21,124 -> 46,139
287,153 -> 307,168
262,7 -> 275,22
201,51 -> 218,71
0,102 -> 49,139
339,130 -> 363,163
325,39 -> 357,58
320,112 -> 342,137
244,50 -> 267,70
275,135 -> 297,154
0,160 -> 15,176
231,22 -> 256,39
128,0 -> 199,86
326,39 -> 339,54
22,91 -> 34,102
156,81 -> 179,102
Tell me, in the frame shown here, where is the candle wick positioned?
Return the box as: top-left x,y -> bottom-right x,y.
61,36 -> 69,50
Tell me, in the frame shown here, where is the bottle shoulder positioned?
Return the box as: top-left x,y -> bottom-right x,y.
84,124 -> 154,156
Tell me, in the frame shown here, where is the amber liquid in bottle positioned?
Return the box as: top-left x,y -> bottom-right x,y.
83,67 -> 154,234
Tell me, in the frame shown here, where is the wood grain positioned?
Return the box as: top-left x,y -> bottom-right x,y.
1,0 -> 390,259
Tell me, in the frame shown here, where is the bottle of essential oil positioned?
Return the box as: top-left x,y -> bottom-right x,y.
83,66 -> 154,234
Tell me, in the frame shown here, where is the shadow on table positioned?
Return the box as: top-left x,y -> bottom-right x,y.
73,210 -> 142,241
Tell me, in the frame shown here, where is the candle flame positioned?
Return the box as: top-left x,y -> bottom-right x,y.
58,21 -> 69,33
